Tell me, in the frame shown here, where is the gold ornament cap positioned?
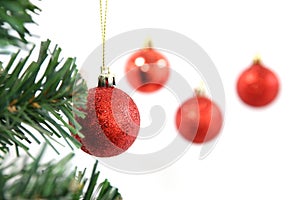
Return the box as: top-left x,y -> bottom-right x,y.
194,81 -> 207,96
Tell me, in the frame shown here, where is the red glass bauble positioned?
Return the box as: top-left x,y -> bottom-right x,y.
175,96 -> 223,144
125,47 -> 170,92
75,87 -> 140,157
237,59 -> 279,107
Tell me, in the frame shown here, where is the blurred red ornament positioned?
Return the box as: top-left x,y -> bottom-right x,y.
237,57 -> 279,107
175,91 -> 223,144
125,40 -> 170,92
75,84 -> 140,157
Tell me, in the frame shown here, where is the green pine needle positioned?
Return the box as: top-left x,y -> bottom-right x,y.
0,39 -> 88,158
0,144 -> 122,200
0,0 -> 40,51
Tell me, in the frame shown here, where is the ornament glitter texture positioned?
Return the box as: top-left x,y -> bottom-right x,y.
237,58 -> 279,107
175,94 -> 223,144
74,0 -> 140,157
75,83 -> 140,157
125,40 -> 170,92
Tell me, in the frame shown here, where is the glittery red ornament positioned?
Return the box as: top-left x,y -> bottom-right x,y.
75,86 -> 140,157
125,41 -> 170,92
175,95 -> 223,144
237,58 -> 279,107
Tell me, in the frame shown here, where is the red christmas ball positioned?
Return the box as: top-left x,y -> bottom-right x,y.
237,59 -> 279,107
125,45 -> 170,92
75,87 -> 140,157
175,96 -> 223,144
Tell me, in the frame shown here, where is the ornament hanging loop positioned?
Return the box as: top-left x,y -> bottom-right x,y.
194,81 -> 207,96
253,54 -> 261,65
98,0 -> 115,87
144,38 -> 153,49
100,0 -> 108,72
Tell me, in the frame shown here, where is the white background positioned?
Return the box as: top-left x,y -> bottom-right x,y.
5,0 -> 300,199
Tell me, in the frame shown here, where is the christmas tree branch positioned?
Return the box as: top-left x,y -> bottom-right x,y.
0,39 -> 88,158
0,144 -> 122,200
0,0 -> 40,52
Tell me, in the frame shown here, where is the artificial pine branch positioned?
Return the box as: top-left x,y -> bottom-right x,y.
0,144 -> 122,200
0,39 -> 88,158
0,0 -> 40,52
1,2 -> 125,199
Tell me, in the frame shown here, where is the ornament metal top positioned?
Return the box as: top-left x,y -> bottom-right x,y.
98,69 -> 116,87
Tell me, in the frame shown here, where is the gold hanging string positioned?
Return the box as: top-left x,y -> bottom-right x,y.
100,0 -> 108,73
98,0 -> 115,87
